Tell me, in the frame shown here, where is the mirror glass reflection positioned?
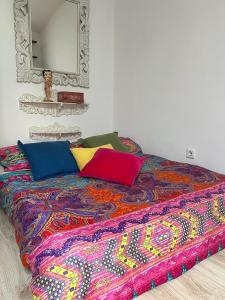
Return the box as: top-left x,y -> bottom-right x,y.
30,0 -> 79,74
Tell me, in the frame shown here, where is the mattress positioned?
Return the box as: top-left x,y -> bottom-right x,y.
1,153 -> 225,299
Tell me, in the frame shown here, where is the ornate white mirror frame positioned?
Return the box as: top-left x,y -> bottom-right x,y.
14,0 -> 89,87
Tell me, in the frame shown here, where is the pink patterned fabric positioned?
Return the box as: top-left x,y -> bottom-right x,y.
0,170 -> 33,189
119,137 -> 143,154
29,183 -> 225,299
0,145 -> 31,171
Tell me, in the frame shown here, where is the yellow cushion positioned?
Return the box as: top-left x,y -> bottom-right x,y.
71,144 -> 113,170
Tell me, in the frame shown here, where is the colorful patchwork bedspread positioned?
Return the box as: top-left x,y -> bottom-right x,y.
1,154 -> 225,299
29,183 -> 225,299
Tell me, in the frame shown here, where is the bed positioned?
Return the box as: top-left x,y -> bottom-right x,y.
1,152 -> 225,300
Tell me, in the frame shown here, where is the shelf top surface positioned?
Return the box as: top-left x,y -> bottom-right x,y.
20,100 -> 88,106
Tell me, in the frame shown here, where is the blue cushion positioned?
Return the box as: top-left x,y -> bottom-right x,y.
18,140 -> 79,181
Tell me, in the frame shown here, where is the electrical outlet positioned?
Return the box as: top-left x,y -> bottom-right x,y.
186,148 -> 196,159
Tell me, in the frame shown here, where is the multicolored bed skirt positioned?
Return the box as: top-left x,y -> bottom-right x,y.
1,154 -> 225,299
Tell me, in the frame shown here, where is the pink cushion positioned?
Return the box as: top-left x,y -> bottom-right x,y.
80,148 -> 144,186
0,145 -> 31,171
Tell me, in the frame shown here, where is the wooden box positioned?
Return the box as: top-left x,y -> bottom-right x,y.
57,92 -> 84,104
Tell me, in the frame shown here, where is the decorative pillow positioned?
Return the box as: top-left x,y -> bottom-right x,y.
70,139 -> 83,149
0,170 -> 33,190
80,148 -> 145,186
18,140 -> 79,181
0,145 -> 31,172
71,144 -> 113,170
119,137 -> 143,154
81,132 -> 128,152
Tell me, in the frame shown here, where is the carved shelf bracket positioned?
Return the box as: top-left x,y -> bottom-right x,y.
29,123 -> 82,142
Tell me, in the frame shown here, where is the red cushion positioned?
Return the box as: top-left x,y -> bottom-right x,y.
80,148 -> 144,186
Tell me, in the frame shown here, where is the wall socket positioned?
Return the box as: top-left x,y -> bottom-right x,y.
186,148 -> 196,159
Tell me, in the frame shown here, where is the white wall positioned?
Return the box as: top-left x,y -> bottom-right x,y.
0,0 -> 114,146
114,0 -> 225,174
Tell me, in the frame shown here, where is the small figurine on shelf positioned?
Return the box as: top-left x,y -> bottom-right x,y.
43,69 -> 53,102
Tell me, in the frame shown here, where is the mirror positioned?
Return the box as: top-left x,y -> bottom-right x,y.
30,0 -> 79,74
14,0 -> 89,87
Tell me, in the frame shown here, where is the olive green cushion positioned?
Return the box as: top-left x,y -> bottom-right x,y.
82,132 -> 128,152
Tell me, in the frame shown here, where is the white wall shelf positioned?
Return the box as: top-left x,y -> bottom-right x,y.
19,94 -> 89,117
29,123 -> 81,142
